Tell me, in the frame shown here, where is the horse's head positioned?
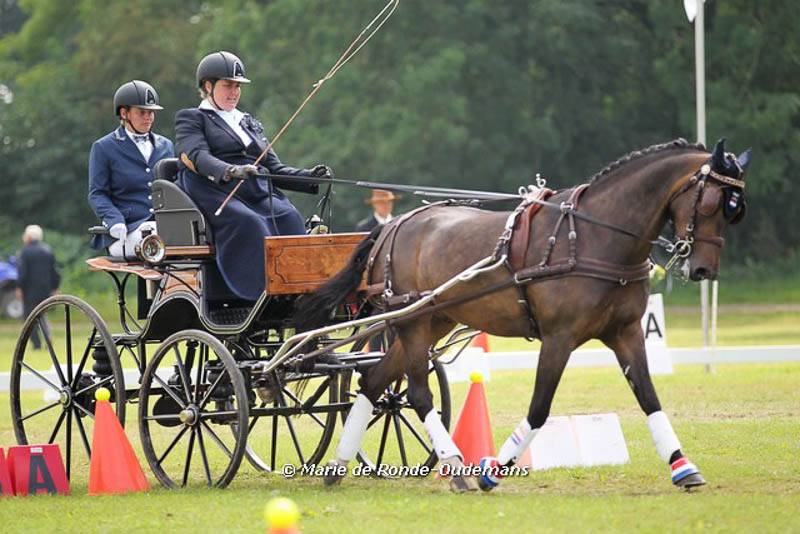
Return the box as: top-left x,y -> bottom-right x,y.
668,138 -> 751,281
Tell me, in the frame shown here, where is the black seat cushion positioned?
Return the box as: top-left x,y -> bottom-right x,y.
151,180 -> 212,246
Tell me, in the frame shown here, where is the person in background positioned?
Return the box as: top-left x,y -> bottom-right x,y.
355,189 -> 400,232
16,225 -> 60,350
88,80 -> 174,258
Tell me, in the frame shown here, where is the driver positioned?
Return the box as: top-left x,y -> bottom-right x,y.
175,51 -> 331,301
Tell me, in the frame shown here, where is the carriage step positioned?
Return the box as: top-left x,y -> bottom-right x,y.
208,306 -> 252,325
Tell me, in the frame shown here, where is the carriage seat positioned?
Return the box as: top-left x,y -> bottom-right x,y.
151,158 -> 213,247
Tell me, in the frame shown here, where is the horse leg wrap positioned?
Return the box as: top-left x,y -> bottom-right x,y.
497,418 -> 537,465
647,411 -> 682,462
480,419 -> 538,492
670,456 -> 701,485
423,409 -> 462,461
336,393 -> 374,462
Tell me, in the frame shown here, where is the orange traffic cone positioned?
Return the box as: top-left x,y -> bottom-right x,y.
450,372 -> 495,466
470,332 -> 490,353
88,388 -> 149,495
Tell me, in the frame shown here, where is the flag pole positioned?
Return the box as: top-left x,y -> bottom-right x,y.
693,0 -> 715,373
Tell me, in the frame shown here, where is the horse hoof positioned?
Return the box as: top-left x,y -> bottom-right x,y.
323,460 -> 346,487
323,473 -> 344,487
478,456 -> 503,492
675,472 -> 706,491
671,457 -> 706,490
449,475 -> 479,493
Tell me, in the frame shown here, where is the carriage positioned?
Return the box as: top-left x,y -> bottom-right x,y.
9,138 -> 749,492
8,158 -> 473,488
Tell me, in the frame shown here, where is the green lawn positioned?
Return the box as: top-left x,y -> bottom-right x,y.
1,362 -> 798,533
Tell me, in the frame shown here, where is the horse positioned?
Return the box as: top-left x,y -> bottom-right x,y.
295,138 -> 751,492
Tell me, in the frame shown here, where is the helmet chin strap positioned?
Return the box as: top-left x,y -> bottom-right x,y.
207,80 -> 225,111
120,108 -> 147,135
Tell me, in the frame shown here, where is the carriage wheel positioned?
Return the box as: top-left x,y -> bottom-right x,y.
138,330 -> 248,489
340,335 -> 451,473
9,295 -> 124,481
242,370 -> 339,473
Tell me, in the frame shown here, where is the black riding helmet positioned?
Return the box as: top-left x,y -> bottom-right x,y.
196,51 -> 251,88
113,80 -> 163,116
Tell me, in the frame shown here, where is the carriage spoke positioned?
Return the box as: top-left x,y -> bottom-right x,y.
283,388 -> 326,428
143,414 -> 183,422
73,408 -> 92,458
397,412 -> 432,454
278,391 -> 305,464
366,412 -> 383,430
73,374 -> 113,397
19,401 -> 60,422
181,429 -> 196,487
193,344 -> 207,404
393,414 -> 408,467
157,426 -> 189,466
40,318 -> 68,387
47,409 -> 67,444
72,401 -> 95,420
375,414 -> 392,467
70,328 -> 97,389
20,361 -> 61,392
65,409 -> 73,479
195,426 -> 213,487
197,371 -> 226,410
270,413 -> 278,472
173,347 -> 193,402
201,421 -> 233,459
64,306 -> 73,384
152,373 -> 188,410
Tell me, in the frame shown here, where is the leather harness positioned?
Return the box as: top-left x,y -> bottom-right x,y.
360,161 -> 743,340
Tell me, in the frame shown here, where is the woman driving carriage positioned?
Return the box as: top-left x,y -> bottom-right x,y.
88,80 -> 174,258
175,51 -> 331,301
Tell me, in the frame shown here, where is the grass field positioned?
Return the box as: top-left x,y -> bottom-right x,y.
1,361 -> 798,533
0,281 -> 798,533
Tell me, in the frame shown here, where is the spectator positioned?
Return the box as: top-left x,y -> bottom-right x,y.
355,189 -> 400,232
16,225 -> 60,350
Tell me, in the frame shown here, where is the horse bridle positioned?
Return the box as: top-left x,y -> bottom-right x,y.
663,159 -> 746,270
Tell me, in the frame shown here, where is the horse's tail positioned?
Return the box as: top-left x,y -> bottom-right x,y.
293,225 -> 383,332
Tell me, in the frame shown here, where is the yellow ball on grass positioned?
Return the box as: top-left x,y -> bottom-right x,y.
265,497 -> 300,530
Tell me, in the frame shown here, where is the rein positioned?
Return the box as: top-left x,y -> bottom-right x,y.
359,159 -> 743,338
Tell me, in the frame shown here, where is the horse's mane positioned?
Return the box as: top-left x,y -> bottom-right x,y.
588,138 -> 707,184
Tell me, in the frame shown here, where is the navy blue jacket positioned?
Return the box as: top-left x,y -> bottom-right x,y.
175,107 -> 318,300
88,126 -> 174,249
18,240 -> 60,312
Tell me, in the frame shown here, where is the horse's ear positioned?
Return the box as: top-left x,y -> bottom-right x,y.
711,138 -> 727,168
737,148 -> 752,171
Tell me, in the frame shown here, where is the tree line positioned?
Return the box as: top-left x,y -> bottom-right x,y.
0,0 -> 797,269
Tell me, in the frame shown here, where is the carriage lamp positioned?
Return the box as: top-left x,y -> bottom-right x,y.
137,233 -> 166,264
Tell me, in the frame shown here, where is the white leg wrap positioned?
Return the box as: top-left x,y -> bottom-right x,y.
647,411 -> 682,462
497,418 -> 537,465
336,394 -> 374,462
423,409 -> 462,460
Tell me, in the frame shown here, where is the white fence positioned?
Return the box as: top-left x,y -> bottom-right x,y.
2,345 -> 798,392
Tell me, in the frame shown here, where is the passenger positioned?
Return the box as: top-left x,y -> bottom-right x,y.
175,51 -> 331,301
88,80 -> 174,258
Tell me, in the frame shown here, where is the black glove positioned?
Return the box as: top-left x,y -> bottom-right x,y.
309,164 -> 333,178
226,164 -> 260,181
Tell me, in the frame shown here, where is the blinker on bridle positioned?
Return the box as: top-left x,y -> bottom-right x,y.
664,158 -> 747,272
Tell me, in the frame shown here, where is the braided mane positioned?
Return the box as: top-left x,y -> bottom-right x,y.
588,138 -> 706,184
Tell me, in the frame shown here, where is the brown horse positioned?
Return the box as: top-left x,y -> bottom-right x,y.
296,138 -> 750,491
